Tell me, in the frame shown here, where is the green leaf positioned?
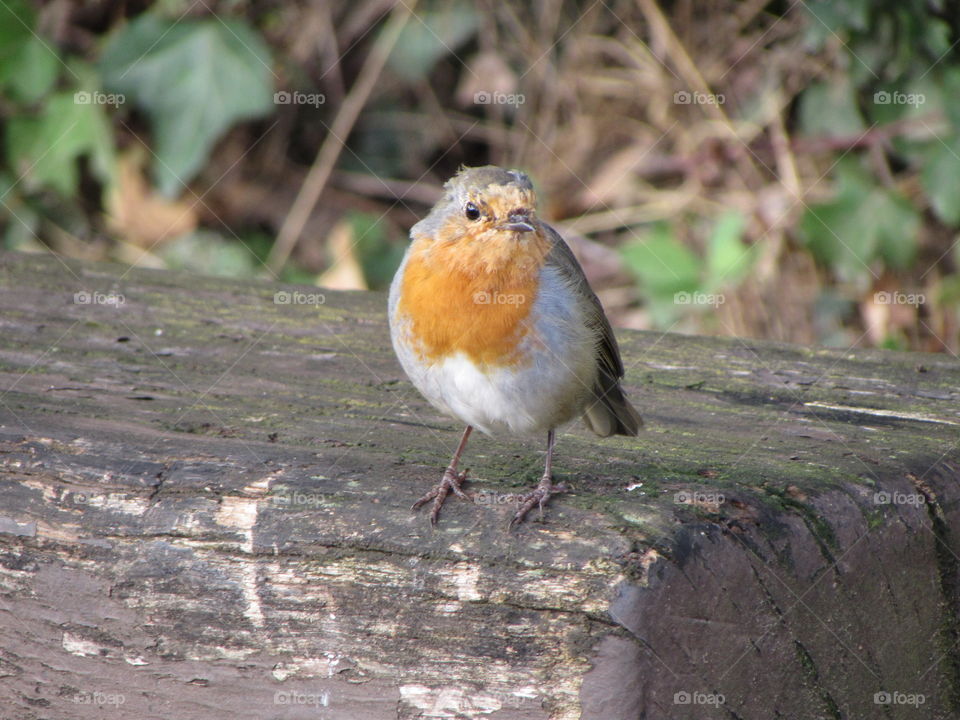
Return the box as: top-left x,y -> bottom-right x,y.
622,223 -> 702,324
922,17 -> 952,57
1,35 -> 60,104
160,230 -> 261,277
6,91 -> 115,196
921,137 -> 960,226
880,333 -> 908,351
873,189 -> 920,270
942,67 -> 960,130
622,224 -> 700,295
798,78 -> 865,137
868,78 -> 940,131
804,0 -> 870,36
101,14 -> 274,196
389,1 -> 479,82
799,160 -> 873,281
939,274 -> 960,308
0,0 -> 35,70
348,211 -> 406,290
705,210 -> 753,289
799,159 -> 919,284
2,200 -> 41,252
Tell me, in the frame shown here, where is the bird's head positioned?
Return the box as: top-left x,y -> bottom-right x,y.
412,166 -> 543,259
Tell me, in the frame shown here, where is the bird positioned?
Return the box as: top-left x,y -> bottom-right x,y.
389,165 -> 642,526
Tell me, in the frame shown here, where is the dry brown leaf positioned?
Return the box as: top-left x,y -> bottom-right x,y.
106,151 -> 197,249
317,218 -> 367,290
861,277 -> 920,346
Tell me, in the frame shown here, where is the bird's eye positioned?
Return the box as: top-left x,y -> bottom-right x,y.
464,202 -> 480,221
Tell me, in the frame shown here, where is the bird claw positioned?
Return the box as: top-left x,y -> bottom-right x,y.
412,467 -> 472,525
510,479 -> 567,528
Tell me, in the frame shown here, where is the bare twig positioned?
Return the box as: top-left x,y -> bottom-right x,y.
268,0 -> 418,273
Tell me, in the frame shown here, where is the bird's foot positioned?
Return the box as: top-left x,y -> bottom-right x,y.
510,475 -> 567,528
412,466 -> 472,525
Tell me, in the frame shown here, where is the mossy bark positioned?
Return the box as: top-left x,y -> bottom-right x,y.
1,251 -> 958,719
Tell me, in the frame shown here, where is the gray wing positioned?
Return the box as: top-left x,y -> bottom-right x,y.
543,223 -> 642,436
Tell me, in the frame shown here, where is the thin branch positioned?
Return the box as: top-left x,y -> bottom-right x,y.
268,0 -> 418,273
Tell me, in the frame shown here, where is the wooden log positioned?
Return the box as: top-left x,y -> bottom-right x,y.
0,249 -> 959,719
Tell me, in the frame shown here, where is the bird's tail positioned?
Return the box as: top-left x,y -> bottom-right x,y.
583,371 -> 643,437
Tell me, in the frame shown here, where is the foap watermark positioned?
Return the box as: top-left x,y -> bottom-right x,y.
74,290 -> 125,307
674,90 -> 725,105
674,291 -> 724,308
473,291 -> 525,306
274,690 -> 330,707
874,291 -> 925,307
874,691 -> 925,706
274,90 -> 325,108
675,490 -> 725,505
674,690 -> 725,706
74,90 -> 125,107
475,490 -> 521,505
474,91 -> 525,106
73,691 -> 125,707
874,490 -> 925,507
873,90 -> 925,107
272,491 -> 327,508
274,290 -> 325,305
488,689 -> 537,709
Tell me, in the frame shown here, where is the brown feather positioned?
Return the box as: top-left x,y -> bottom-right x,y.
543,224 -> 643,436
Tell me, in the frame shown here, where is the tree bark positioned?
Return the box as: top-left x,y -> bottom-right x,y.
1,250 -> 958,719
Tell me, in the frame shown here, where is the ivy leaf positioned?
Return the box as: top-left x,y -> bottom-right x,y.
0,0 -> 34,71
348,211 -> 407,290
705,210 -> 753,290
622,223 -> 701,324
922,137 -> 960,226
803,0 -> 870,38
872,189 -> 920,270
6,91 -> 115,196
1,35 -> 60,104
101,14 -> 274,196
799,159 -> 919,286
389,1 -> 479,82
798,78 -> 865,137
160,230 -> 262,278
942,68 -> 960,130
622,224 -> 700,296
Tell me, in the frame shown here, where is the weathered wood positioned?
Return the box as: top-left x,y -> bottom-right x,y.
1,249 -> 959,719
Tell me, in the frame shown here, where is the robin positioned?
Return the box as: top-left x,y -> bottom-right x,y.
389,165 -> 642,526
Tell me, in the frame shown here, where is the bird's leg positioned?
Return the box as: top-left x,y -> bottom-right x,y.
511,429 -> 567,527
412,425 -> 474,525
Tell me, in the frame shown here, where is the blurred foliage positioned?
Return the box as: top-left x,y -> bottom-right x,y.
100,14 -> 274,195
794,0 -> 960,349
622,210 -> 753,327
389,1 -> 480,82
1,0 -> 959,353
798,159 -> 919,284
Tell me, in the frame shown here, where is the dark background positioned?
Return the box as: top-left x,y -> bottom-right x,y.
2,0 -> 959,353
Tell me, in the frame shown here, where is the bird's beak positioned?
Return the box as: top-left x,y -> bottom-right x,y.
498,211 -> 535,233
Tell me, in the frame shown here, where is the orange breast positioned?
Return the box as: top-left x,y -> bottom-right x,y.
398,232 -> 550,368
